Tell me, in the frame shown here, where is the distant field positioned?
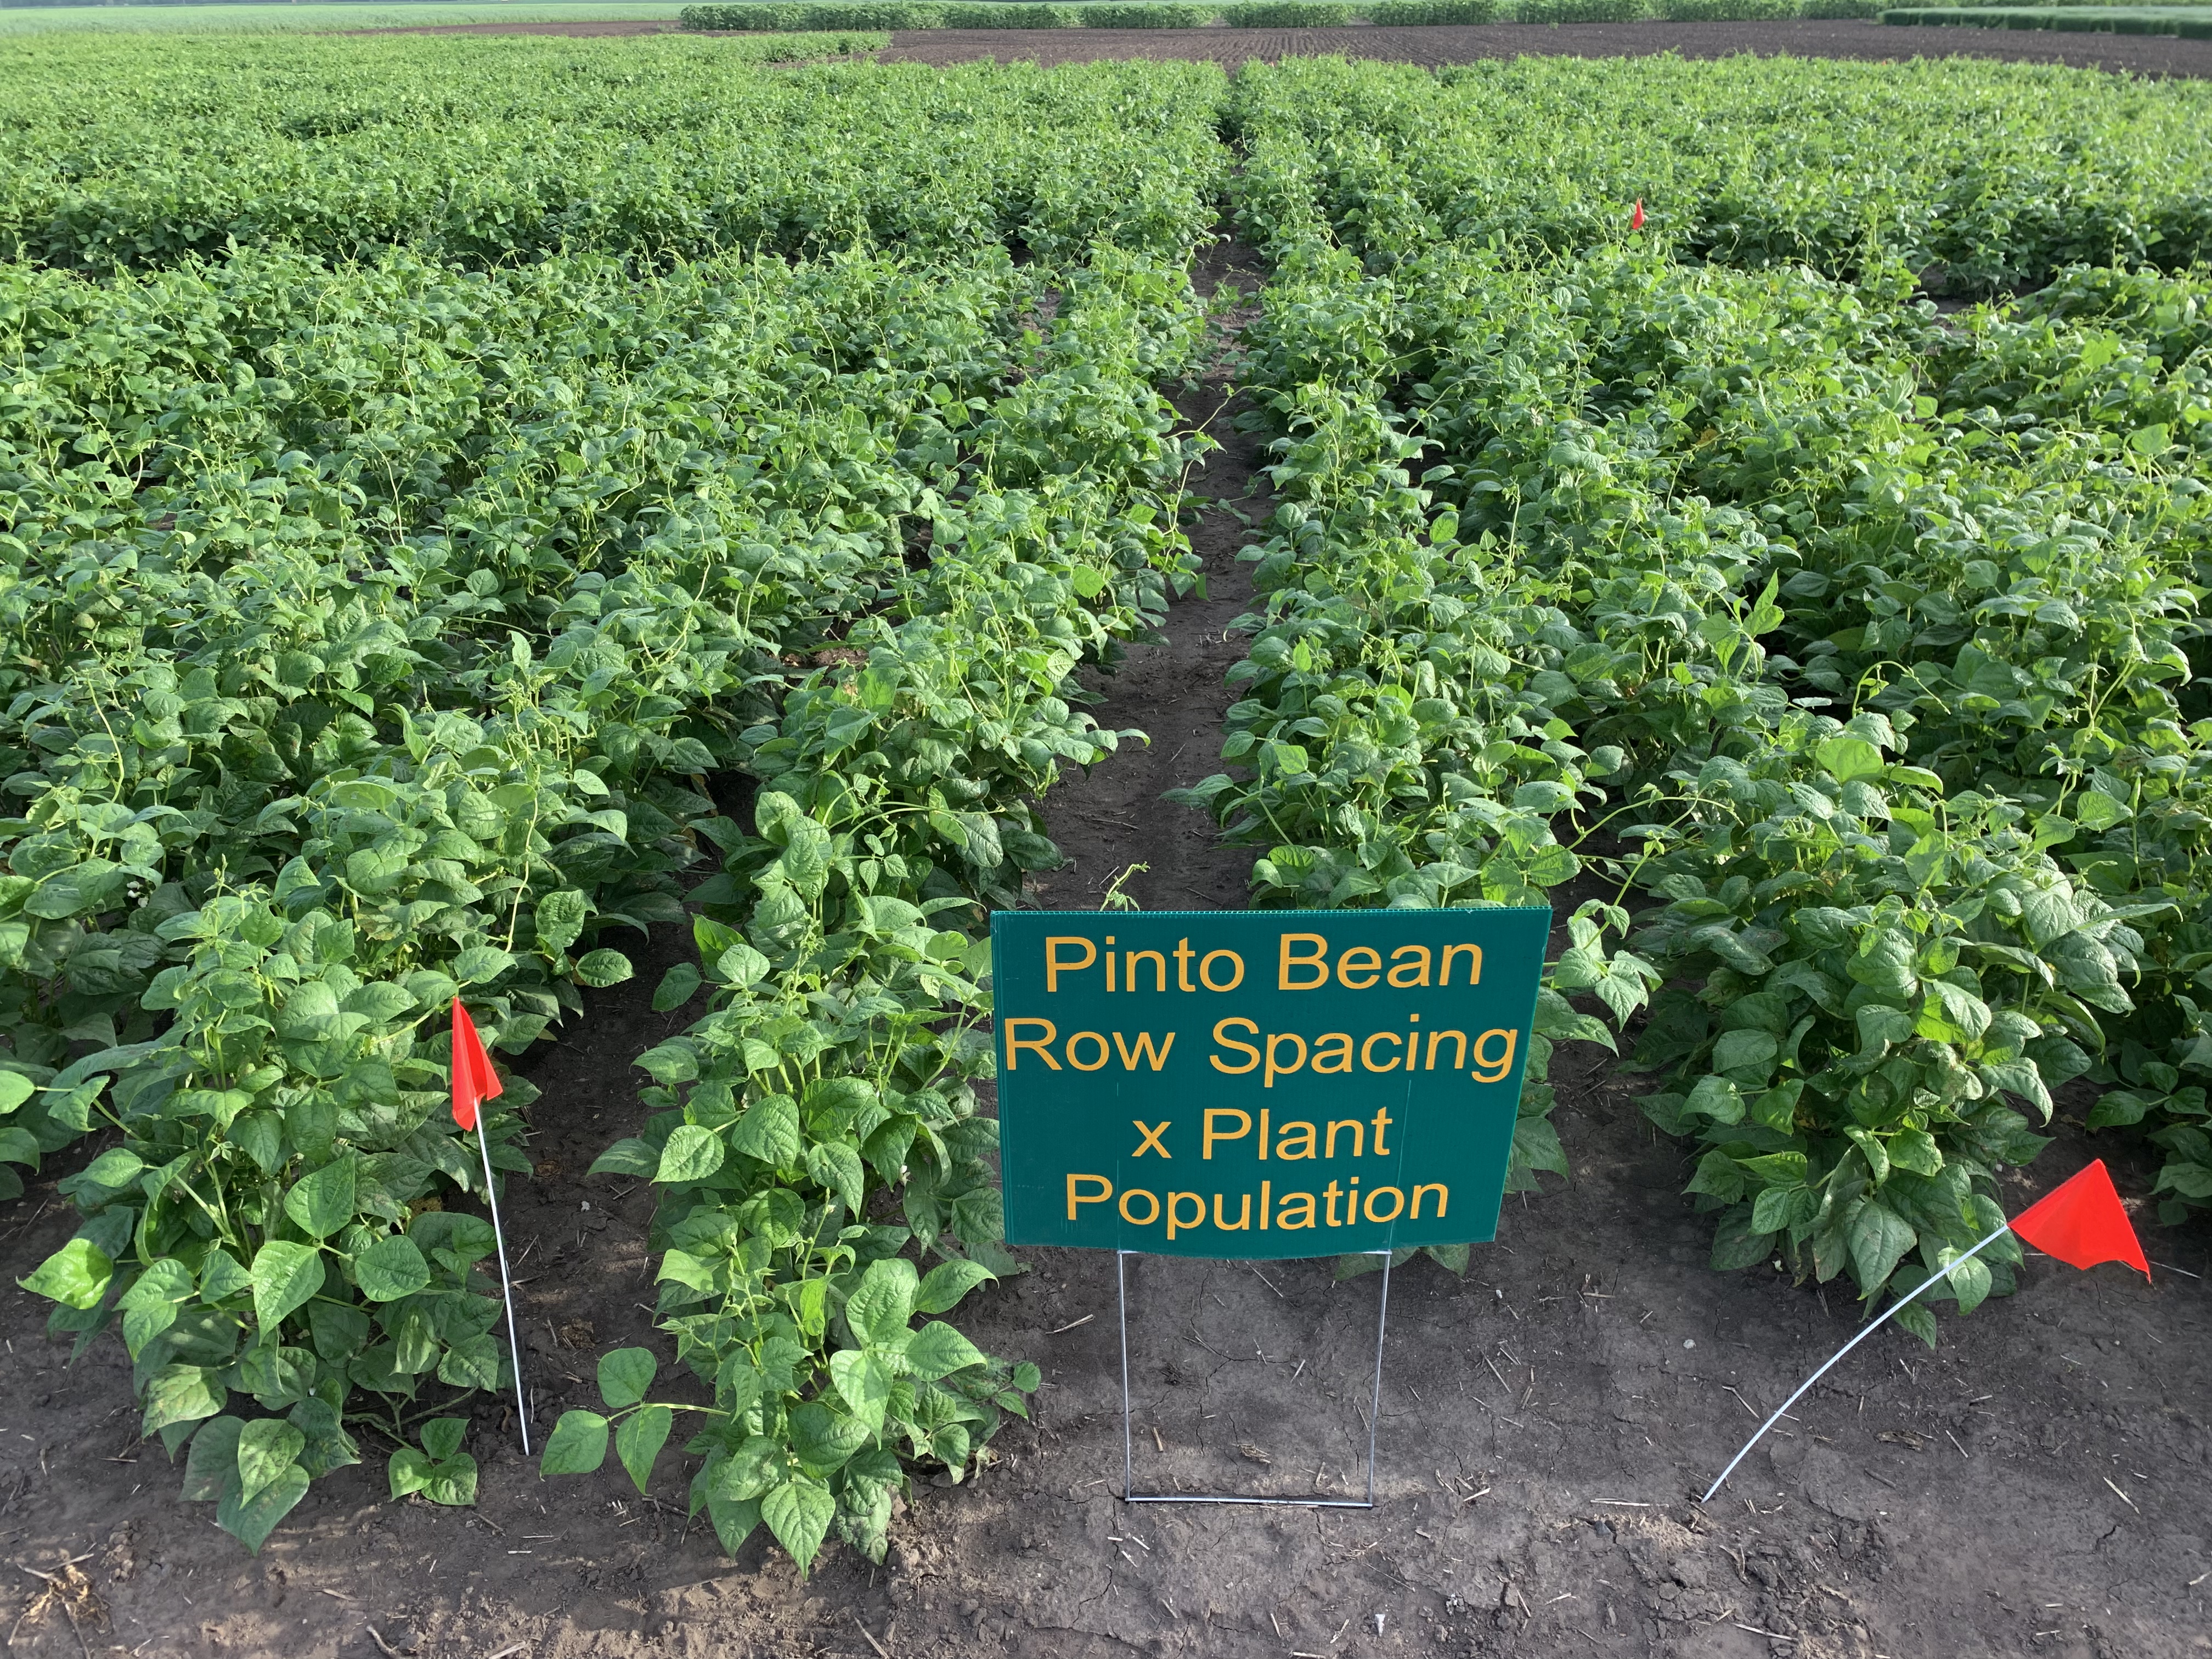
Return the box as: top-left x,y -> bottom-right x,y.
0,2 -> 688,33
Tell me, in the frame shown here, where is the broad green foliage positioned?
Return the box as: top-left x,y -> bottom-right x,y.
1229,55 -> 2212,291
0,40 -> 1228,272
551,257 -> 1211,1575
4,41 -> 1228,1562
1206,57 -> 2212,1324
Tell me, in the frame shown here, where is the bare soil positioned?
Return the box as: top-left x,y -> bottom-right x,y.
362,15 -> 2212,76
5,257 -> 2210,1659
877,19 -> 2212,75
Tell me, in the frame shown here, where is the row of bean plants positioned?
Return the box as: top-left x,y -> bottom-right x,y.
1195,55 -> 2212,1313
540,250 -> 1217,1571
1228,54 -> 2212,293
0,39 -> 1227,273
0,46 -> 1231,1564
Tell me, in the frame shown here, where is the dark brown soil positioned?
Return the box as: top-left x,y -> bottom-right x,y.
877,19 -> 2212,75
5,252 -> 2211,1659
361,15 -> 2212,76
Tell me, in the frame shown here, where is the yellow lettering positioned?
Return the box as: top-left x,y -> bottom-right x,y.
1005,1018 -> 1059,1070
1265,1032 -> 1308,1088
1335,945 -> 1381,990
1066,1173 -> 1112,1220
1426,1029 -> 1466,1071
1472,1028 -> 1519,1084
1203,1109 -> 1250,1160
1119,1189 -> 1159,1225
1360,1031 -> 1403,1072
1410,1183 -> 1448,1218
1066,1031 -> 1110,1072
1112,1030 -> 1176,1071
1276,1190 -> 1316,1229
1387,945 -> 1432,988
1276,1121 -> 1317,1160
1045,936 -> 1097,992
1131,1120 -> 1171,1158
1312,1032 -> 1355,1074
1441,943 -> 1482,986
1214,1192 -> 1251,1232
1165,1192 -> 1206,1240
1200,950 -> 1245,991
1279,933 -> 1329,991
1211,1017 -> 1260,1074
1325,1119 -> 1365,1159
1364,1186 -> 1406,1223
1124,949 -> 1167,992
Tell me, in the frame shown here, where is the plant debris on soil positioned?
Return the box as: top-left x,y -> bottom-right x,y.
3,170 -> 2209,1659
361,14 -> 2212,76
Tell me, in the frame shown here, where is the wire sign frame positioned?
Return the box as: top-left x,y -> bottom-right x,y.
1116,1250 -> 1393,1509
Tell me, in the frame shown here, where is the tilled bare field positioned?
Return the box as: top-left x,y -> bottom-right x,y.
366,15 -> 2212,76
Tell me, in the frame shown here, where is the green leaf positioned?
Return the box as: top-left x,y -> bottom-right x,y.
0,1072 -> 35,1115
588,1137 -> 659,1177
422,1418 -> 467,1461
1815,735 -> 1883,783
79,1148 -> 145,1189
597,1347 -> 658,1411
534,889 -> 588,953
761,1476 -> 836,1577
903,1321 -> 986,1381
652,962 -> 702,1012
844,1258 -> 919,1348
805,1140 -> 865,1211
218,1460 -> 308,1553
729,1094 -> 801,1167
1849,1200 -> 1917,1295
828,1348 -> 897,1433
238,1418 -> 307,1504
539,1410 -> 611,1476
453,945 -> 515,986
575,949 -> 633,988
387,1446 -> 433,1500
654,1124 -> 725,1185
284,1156 -> 357,1240
182,1416 -> 245,1502
23,1237 -> 115,1310
251,1241 -> 326,1330
616,1404 -> 673,1493
913,1259 -> 995,1316
142,1363 -> 227,1435
354,1235 -> 431,1302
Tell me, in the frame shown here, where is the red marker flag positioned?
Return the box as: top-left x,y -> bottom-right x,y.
450,997 -> 503,1131
2009,1159 -> 2149,1278
1705,1159 -> 2152,1502
1631,199 -> 1644,230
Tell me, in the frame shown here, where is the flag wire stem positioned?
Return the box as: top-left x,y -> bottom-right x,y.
1700,1221 -> 2010,1505
475,1117 -> 532,1457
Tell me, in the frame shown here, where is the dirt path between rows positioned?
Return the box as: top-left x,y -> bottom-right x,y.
3,249 -> 2209,1659
362,15 -> 2212,77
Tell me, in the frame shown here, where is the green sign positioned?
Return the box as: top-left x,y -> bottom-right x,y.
992,909 -> 1548,1259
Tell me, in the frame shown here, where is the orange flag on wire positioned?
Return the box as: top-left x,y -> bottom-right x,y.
1631,199 -> 1644,230
450,997 -> 503,1132
2008,1159 -> 2149,1278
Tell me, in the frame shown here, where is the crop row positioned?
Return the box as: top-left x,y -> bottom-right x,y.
0,42 -> 1226,272
1230,54 -> 2212,294
0,217 -> 1216,1558
1200,61 -> 2212,1304
679,0 -> 1883,27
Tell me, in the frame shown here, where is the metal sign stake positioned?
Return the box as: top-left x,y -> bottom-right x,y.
1118,1249 -> 1392,1509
